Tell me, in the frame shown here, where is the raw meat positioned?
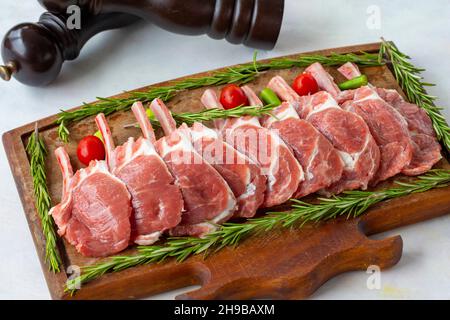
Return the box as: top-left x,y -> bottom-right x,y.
337,62 -> 362,80
49,147 -> 131,257
342,86 -> 413,184
376,89 -> 442,175
266,76 -> 344,197
201,88 -> 303,207
305,62 -> 342,99
337,63 -> 441,176
95,104 -> 184,246
269,76 -> 380,194
189,121 -> 266,218
149,98 -> 236,236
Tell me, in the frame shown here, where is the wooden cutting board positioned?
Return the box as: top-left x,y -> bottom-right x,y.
3,42 -> 450,300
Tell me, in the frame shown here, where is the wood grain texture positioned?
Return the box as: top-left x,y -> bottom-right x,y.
3,42 -> 450,300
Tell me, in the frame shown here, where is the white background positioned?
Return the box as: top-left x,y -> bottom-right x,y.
0,1 -> 449,299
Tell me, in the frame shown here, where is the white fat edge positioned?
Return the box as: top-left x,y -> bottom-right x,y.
229,116 -> 262,130
265,103 -> 299,127
217,173 -> 239,223
305,138 -> 320,180
195,223 -> 218,238
125,137 -> 134,161
265,130 -> 304,193
114,138 -> 159,173
134,231 -> 162,246
337,132 -> 371,171
353,88 -> 381,103
305,95 -> 340,121
158,130 -> 197,158
337,150 -> 357,170
211,191 -> 236,224
237,182 -> 257,201
189,124 -> 218,142
270,130 -> 304,182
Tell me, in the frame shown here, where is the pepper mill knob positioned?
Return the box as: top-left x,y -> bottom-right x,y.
1,22 -> 63,86
1,11 -> 138,86
0,61 -> 17,81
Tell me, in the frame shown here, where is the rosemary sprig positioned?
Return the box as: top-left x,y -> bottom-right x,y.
57,51 -> 382,142
380,39 -> 450,152
66,169 -> 450,293
125,104 -> 277,129
26,126 -> 61,272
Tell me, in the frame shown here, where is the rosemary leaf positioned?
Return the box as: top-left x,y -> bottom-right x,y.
380,39 -> 450,152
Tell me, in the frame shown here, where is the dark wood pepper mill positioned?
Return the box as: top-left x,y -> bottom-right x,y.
38,0 -> 284,49
1,12 -> 138,86
2,0 -> 283,86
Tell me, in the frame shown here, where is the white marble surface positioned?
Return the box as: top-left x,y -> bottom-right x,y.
0,0 -> 449,300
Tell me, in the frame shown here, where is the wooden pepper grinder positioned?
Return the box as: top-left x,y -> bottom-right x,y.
1,12 -> 138,86
38,0 -> 285,49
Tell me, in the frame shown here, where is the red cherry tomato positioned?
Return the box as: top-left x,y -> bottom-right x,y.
292,73 -> 319,96
77,135 -> 105,166
220,84 -> 249,110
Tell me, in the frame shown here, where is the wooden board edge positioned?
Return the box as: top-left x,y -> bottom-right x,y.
2,131 -> 68,299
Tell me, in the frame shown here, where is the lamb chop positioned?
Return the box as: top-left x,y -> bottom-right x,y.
305,62 -> 342,99
336,63 -> 442,176
149,98 -> 237,236
375,89 -> 442,175
189,121 -> 266,218
268,75 -> 380,194
49,147 -> 132,257
201,88 -> 303,207
263,78 -> 344,197
95,104 -> 184,245
337,62 -> 362,81
341,87 -> 414,183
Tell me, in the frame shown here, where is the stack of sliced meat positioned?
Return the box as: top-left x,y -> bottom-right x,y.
50,62 -> 442,257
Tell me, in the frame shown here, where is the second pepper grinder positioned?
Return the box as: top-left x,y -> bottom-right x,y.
0,12 -> 138,86
38,0 -> 285,50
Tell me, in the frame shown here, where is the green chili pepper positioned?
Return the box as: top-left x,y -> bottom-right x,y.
260,88 -> 282,106
338,75 -> 368,90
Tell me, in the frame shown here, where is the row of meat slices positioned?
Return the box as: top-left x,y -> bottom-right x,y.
49,62 -> 442,257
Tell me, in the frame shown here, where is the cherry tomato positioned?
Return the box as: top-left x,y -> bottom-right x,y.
292,73 -> 319,96
220,84 -> 249,110
77,135 -> 105,166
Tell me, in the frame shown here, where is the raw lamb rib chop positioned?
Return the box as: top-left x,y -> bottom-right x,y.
95,104 -> 184,245
336,63 -> 442,175
268,75 -> 380,194
341,87 -> 413,184
265,78 -> 344,197
201,88 -> 303,207
305,62 -> 342,99
189,121 -> 266,218
149,98 -> 236,236
337,62 -> 362,81
49,147 -> 132,257
375,88 -> 442,175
